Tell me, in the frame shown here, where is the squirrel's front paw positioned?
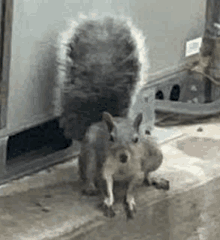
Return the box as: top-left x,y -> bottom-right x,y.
82,182 -> 99,196
98,203 -> 116,218
124,196 -> 137,220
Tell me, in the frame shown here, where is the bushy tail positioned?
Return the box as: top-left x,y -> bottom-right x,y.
58,14 -> 148,140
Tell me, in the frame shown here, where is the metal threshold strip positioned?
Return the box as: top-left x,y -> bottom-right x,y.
0,140 -> 80,186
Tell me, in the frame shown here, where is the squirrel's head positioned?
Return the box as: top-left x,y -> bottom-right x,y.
102,111 -> 143,164
102,111 -> 143,144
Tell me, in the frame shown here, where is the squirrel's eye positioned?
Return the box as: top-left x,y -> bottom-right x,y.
145,130 -> 151,135
110,135 -> 114,142
133,137 -> 138,143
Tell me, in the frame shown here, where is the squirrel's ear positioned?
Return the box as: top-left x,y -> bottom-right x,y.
133,113 -> 143,132
102,112 -> 114,133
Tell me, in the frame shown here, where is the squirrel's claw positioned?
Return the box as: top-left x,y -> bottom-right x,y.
145,177 -> 170,191
152,177 -> 170,190
82,183 -> 100,196
98,203 -> 116,218
124,197 -> 136,220
124,202 -> 136,220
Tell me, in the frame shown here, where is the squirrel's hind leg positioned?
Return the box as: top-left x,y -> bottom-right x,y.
80,146 -> 100,196
142,143 -> 169,191
143,173 -> 170,191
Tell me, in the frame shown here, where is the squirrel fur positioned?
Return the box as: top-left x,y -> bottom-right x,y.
57,13 -> 148,140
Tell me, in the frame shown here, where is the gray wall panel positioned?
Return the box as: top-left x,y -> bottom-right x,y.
0,0 -> 206,137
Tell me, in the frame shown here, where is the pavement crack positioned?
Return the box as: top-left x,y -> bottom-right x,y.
41,208 -> 50,213
35,202 -> 42,207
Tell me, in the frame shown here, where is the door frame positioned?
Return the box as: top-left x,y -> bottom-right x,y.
0,0 -> 13,176
0,0 -> 13,129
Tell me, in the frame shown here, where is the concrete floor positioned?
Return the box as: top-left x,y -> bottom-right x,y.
69,122 -> 220,240
1,122 -> 220,240
75,177 -> 220,240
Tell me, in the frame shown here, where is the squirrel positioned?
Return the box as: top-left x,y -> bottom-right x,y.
57,13 -> 169,219
57,13 -> 148,141
79,111 -> 170,219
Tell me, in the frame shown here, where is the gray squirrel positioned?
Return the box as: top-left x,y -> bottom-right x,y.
79,111 -> 169,219
58,14 -> 169,219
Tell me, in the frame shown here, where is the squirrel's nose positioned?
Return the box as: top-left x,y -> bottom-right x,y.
119,153 -> 128,163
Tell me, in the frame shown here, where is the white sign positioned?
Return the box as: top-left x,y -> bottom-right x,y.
185,37 -> 202,57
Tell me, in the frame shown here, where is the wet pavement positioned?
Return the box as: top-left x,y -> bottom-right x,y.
69,176 -> 220,240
